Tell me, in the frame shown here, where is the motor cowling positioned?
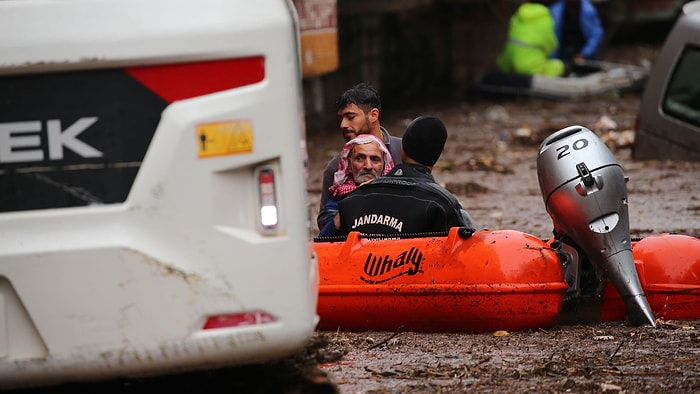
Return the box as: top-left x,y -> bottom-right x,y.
537,125 -> 656,327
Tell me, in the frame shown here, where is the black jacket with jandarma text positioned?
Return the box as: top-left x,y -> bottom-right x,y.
338,163 -> 474,235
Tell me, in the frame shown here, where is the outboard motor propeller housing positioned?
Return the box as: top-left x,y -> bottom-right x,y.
537,125 -> 656,327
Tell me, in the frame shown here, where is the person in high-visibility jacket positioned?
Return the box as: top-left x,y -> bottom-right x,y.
496,2 -> 565,77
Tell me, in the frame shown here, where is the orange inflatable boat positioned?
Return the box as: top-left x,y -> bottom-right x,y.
315,229 -> 569,332
315,230 -> 700,332
315,229 -> 567,332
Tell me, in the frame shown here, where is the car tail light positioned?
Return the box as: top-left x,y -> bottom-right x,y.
202,311 -> 277,330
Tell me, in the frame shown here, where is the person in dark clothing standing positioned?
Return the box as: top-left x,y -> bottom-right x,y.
317,83 -> 402,231
329,116 -> 476,236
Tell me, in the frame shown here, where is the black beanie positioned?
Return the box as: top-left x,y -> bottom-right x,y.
402,116 -> 447,166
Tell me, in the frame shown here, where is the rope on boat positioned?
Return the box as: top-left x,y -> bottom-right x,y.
313,227 -> 475,243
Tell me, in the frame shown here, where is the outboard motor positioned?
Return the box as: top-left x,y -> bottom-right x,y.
537,125 -> 656,327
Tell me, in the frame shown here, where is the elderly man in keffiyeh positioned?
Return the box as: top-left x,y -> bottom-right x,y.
318,134 -> 394,236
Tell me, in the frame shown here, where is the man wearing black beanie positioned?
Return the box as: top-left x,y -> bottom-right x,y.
324,116 -> 476,236
400,115 -> 447,167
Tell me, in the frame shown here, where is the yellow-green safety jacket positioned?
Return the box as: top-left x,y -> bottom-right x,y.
496,3 -> 565,77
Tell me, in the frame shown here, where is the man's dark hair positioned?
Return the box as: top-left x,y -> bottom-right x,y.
335,83 -> 382,113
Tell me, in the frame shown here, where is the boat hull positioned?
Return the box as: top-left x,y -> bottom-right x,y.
316,230 -> 700,332
316,229 -> 568,332
599,234 -> 700,322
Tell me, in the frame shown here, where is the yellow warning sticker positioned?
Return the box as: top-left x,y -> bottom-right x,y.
196,120 -> 254,158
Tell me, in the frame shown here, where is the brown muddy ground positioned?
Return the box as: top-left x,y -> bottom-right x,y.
313,320 -> 700,393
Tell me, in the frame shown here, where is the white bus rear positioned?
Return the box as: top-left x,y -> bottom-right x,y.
0,0 -> 318,389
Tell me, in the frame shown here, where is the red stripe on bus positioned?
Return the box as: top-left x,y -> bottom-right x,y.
125,56 -> 265,103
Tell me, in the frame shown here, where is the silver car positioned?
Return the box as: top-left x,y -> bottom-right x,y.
633,0 -> 700,161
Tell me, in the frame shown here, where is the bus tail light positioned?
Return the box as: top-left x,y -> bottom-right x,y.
257,167 -> 279,232
202,311 -> 277,330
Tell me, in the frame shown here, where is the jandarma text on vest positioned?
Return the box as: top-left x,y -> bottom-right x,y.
351,214 -> 403,232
